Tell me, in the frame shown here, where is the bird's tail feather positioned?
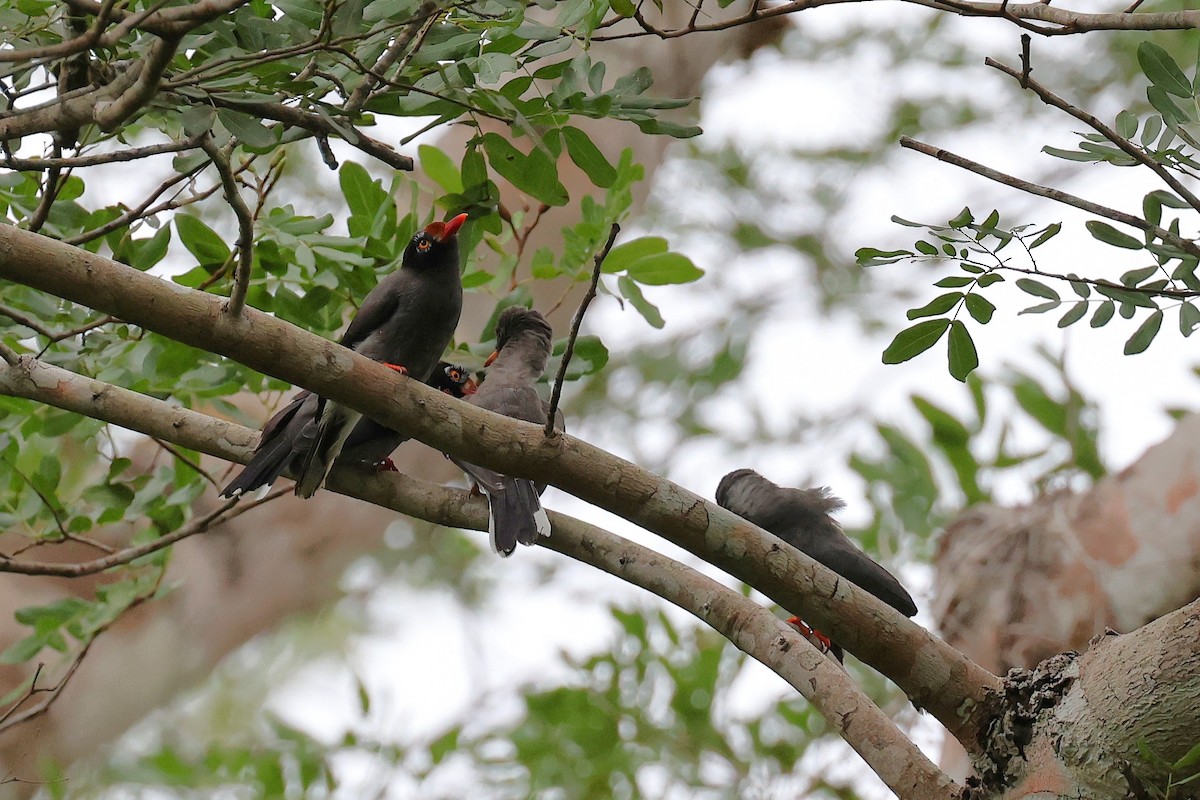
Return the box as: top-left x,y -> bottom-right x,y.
294,404 -> 359,498
220,431 -> 295,498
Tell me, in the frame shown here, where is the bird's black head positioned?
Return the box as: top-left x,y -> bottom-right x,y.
403,213 -> 468,268
426,361 -> 476,398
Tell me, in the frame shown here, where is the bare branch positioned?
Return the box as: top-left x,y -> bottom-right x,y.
987,56 -> 1200,215
200,135 -> 254,316
0,461 -> 286,576
899,136 -> 1200,261
204,96 -> 415,171
1,136 -> 202,171
0,227 -> 1002,749
546,223 -> 620,436
344,0 -> 441,116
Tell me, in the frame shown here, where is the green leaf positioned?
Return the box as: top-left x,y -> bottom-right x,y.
906,292 -> 961,320
482,133 -> 568,206
1121,265 -> 1160,286
217,108 -> 277,148
946,320 -> 977,382
604,236 -> 667,273
418,145 -> 463,194
1115,110 -> 1138,139
1042,145 -> 1099,163
882,318 -> 950,364
175,214 -> 230,267
1138,42 -> 1194,98
1091,299 -> 1115,327
1029,222 -> 1061,249
339,161 -> 385,220
1016,278 -> 1060,301
964,293 -> 995,324
934,276 -> 974,288
625,252 -> 704,285
855,247 -> 911,266
562,126 -> 617,188
617,275 -> 664,328
1086,220 -> 1144,250
1057,301 -> 1088,328
1124,309 -> 1163,355
130,224 -> 172,271
1181,302 -> 1200,336
914,240 -> 938,256
1173,740 -> 1200,771
948,207 -> 973,227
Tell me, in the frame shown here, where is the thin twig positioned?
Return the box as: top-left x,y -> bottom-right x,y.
545,223 -> 620,436
0,305 -> 53,338
0,571 -> 164,734
899,136 -> 1200,260
1,136 -> 202,171
26,150 -> 64,233
345,0 -> 440,115
987,57 -> 1200,214
0,341 -> 18,366
152,438 -> 220,487
201,135 -> 254,316
0,487 -> 289,577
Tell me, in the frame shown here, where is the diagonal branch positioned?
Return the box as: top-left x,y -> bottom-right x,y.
0,355 -> 960,798
899,136 -> 1200,261
200,135 -> 255,316
986,56 -> 1200,214
0,224 -> 1002,751
546,223 -> 620,436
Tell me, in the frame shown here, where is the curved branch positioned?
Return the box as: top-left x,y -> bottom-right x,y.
0,224 -> 1001,751
0,354 -> 960,799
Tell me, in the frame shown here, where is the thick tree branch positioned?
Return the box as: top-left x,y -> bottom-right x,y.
0,354 -> 959,798
0,225 -> 1001,751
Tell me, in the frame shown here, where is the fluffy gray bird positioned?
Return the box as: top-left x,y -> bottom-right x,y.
715,469 -> 917,659
221,213 -> 467,499
452,306 -> 558,557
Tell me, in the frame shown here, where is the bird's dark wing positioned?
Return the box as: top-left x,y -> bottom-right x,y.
804,532 -> 918,617
337,270 -> 409,351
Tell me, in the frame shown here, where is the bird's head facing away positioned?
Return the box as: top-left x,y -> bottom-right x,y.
403,212 -> 468,268
715,469 -> 845,531
485,306 -> 554,375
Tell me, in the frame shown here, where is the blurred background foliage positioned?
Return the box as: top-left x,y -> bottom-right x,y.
4,0 -> 1195,797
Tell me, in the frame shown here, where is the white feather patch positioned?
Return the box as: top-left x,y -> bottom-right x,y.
534,505 -> 552,539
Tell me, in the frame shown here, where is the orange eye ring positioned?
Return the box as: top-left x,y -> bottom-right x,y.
416,238 -> 431,253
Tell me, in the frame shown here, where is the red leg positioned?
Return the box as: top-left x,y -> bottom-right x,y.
383,363 -> 408,375
786,616 -> 833,654
376,458 -> 398,473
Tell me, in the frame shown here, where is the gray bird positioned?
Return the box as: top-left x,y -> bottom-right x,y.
715,469 -> 917,659
452,306 -> 559,557
221,213 -> 467,499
